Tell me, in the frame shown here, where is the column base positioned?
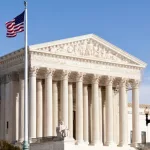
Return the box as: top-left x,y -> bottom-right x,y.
118,142 -> 129,147
75,140 -> 85,145
83,141 -> 89,145
105,141 -> 116,146
91,141 -> 103,146
131,142 -> 139,148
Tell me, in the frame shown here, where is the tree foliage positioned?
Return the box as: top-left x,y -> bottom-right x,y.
0,140 -> 21,150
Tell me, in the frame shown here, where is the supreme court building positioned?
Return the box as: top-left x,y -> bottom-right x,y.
0,34 -> 147,149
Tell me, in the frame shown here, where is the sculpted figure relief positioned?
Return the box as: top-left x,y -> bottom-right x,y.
38,39 -> 132,64
56,121 -> 69,138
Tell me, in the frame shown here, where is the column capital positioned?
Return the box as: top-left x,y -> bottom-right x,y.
119,78 -> 128,87
45,68 -> 55,78
105,76 -> 115,86
29,66 -> 38,77
76,72 -> 85,82
61,70 -> 71,80
130,79 -> 140,89
92,74 -> 100,84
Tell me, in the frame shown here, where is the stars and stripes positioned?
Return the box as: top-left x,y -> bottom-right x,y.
5,11 -> 25,37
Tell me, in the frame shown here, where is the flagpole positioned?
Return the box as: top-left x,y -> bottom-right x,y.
23,1 -> 29,150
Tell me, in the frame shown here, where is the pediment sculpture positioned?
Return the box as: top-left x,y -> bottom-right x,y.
42,39 -> 137,65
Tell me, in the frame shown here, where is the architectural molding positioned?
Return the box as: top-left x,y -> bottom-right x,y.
105,76 -> 115,86
29,34 -> 147,68
61,70 -> 71,80
29,66 -> 39,77
130,79 -> 140,89
76,72 -> 86,82
92,74 -> 100,84
45,68 -> 55,78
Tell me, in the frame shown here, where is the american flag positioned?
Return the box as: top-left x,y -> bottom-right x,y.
5,11 -> 25,37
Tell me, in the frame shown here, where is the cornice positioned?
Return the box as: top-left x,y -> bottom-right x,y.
0,50 -> 25,76
29,34 -> 147,68
30,50 -> 142,70
90,34 -> 147,68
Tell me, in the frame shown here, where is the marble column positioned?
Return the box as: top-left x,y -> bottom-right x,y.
68,83 -> 73,138
83,85 -> 88,144
53,82 -> 58,136
29,67 -> 37,139
45,68 -> 54,136
10,73 -> 19,142
102,89 -> 106,144
60,81 -> 63,121
18,72 -> 24,142
88,87 -> 92,143
92,75 -> 100,145
76,72 -> 84,144
43,82 -> 46,136
16,93 -> 19,141
105,76 -> 114,146
119,78 -> 128,146
61,70 -> 69,127
0,76 -> 5,140
131,80 -> 140,146
99,87 -> 103,145
36,79 -> 43,137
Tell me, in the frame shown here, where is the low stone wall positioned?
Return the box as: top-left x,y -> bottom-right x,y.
30,136 -> 64,150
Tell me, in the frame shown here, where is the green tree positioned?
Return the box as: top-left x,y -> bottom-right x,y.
0,140 -> 21,150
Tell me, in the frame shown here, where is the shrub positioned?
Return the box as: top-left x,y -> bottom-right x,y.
0,140 -> 21,150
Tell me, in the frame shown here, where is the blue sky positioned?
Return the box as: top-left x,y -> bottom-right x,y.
0,0 -> 150,103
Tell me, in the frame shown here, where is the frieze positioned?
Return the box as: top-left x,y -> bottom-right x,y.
30,53 -> 141,79
31,52 -> 141,71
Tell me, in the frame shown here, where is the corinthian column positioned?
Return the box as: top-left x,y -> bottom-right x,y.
131,80 -> 140,147
45,68 -> 55,136
29,67 -> 37,139
83,84 -> 88,144
99,86 -> 103,146
68,83 -> 73,139
119,78 -> 128,146
92,75 -> 100,145
18,72 -> 24,142
61,70 -> 70,127
36,79 -> 43,137
76,72 -> 84,144
52,81 -> 58,136
105,76 -> 114,146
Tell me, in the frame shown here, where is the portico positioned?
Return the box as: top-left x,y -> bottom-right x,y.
0,34 -> 147,149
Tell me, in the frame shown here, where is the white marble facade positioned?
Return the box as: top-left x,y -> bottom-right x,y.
0,34 -> 147,148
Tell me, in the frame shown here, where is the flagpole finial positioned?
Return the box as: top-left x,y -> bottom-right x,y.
24,1 -> 27,8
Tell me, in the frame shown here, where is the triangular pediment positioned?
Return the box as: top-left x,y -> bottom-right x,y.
29,34 -> 147,68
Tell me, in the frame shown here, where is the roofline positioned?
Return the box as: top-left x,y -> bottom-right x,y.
29,34 -> 147,68
91,34 -> 147,68
0,34 -> 147,68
